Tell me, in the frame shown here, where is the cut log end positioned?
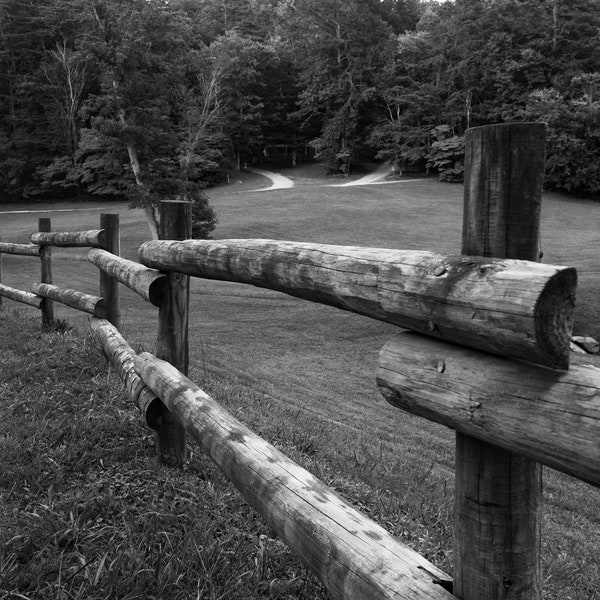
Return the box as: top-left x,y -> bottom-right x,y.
535,266 -> 577,370
148,277 -> 168,307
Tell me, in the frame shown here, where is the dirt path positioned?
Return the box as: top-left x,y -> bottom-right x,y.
247,168 -> 295,191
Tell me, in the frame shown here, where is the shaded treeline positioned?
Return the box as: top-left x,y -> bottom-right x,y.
1,0 -> 599,207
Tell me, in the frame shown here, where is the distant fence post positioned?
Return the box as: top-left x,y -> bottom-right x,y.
454,122 -> 546,599
100,214 -> 120,328
155,201 -> 191,467
39,218 -> 54,330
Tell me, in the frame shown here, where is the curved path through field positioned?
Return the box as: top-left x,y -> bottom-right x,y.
247,168 -> 295,191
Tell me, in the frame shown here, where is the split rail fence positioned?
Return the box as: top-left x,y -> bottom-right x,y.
1,123 -> 598,600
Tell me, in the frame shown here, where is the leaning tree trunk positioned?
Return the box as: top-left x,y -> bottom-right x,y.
117,104 -> 160,240
125,143 -> 160,240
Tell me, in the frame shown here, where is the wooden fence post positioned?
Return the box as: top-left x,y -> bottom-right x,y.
155,201 -> 191,467
39,218 -> 54,330
100,214 -> 120,328
454,123 -> 546,599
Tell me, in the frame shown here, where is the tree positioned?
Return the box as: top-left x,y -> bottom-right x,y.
79,0 -> 217,238
275,0 -> 396,174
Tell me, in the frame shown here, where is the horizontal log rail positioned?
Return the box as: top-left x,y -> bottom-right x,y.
32,283 -> 105,317
90,318 -> 160,427
0,283 -> 42,308
88,249 -> 166,307
0,242 -> 41,256
31,229 -> 106,248
139,239 -> 576,369
134,351 -> 454,600
377,334 -> 600,487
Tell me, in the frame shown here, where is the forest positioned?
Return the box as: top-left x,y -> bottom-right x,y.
1,0 -> 600,219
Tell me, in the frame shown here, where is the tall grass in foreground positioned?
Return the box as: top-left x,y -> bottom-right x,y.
1,310 -> 599,599
0,311 -> 328,600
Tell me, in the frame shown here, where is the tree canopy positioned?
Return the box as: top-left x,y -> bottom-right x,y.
1,0 -> 599,205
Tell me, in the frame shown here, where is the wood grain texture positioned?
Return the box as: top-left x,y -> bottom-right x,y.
32,283 -> 105,317
31,229 -> 106,248
38,218 -> 54,330
99,214 -> 120,328
0,242 -> 41,256
139,239 -> 576,369
455,122 -> 546,600
88,249 -> 167,307
134,351 -> 454,600
0,283 -> 42,308
89,317 -> 159,428
154,201 -> 191,467
378,334 -> 600,486
463,122 -> 546,261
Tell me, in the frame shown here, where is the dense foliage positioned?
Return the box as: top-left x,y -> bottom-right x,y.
1,0 -> 599,202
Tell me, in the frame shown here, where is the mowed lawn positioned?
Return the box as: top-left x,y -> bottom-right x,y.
1,170 -> 600,597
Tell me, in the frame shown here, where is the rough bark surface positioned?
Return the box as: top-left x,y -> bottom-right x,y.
378,333 -> 600,486
0,242 -> 41,256
88,249 -> 166,307
0,283 -> 42,308
89,318 -> 159,428
139,239 -> 576,369
31,229 -> 106,248
134,352 -> 454,600
33,283 -> 105,317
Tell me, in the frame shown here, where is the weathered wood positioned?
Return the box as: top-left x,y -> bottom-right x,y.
154,201 -> 191,467
31,229 -> 106,248
378,334 -> 600,486
463,123 -> 546,261
39,218 -> 54,330
88,248 -> 167,307
100,214 -> 120,328
32,283 -> 105,318
0,242 -> 41,256
455,122 -> 546,600
134,351 -> 454,600
89,317 -> 160,428
0,283 -> 42,309
139,238 -> 576,369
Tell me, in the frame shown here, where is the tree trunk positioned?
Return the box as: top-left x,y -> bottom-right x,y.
124,143 -> 160,240
117,103 -> 160,240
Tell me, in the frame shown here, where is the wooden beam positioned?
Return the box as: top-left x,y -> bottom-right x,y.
378,333 -> 600,486
88,248 -> 167,307
38,218 -> 54,330
33,283 -> 105,318
154,201 -> 191,467
0,283 -> 42,309
100,214 -> 120,328
139,239 -> 576,369
89,317 -> 160,428
0,242 -> 41,256
31,229 -> 106,248
134,351 -> 454,600
455,122 -> 546,600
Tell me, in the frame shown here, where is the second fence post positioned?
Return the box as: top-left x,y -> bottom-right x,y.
454,122 -> 546,600
155,201 -> 191,467
39,217 -> 54,330
100,213 -> 120,328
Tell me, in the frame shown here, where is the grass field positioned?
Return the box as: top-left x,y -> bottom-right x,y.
1,170 -> 600,599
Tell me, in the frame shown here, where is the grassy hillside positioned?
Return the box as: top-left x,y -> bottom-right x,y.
1,172 -> 600,598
